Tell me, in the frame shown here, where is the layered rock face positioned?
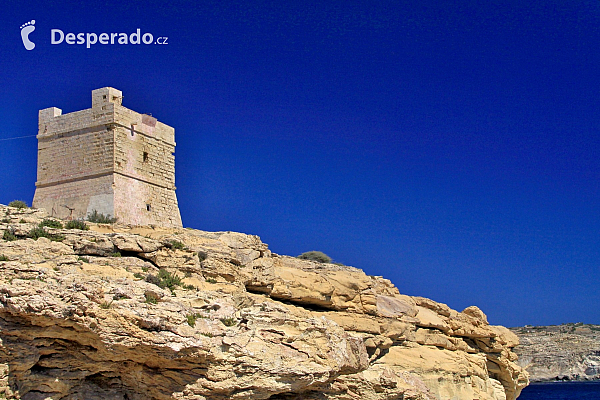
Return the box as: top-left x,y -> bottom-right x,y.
0,205 -> 528,399
511,324 -> 600,382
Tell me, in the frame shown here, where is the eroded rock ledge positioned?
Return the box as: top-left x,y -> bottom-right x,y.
0,205 -> 528,399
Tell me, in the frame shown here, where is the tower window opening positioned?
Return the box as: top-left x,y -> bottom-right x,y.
143,151 -> 148,162
146,204 -> 151,212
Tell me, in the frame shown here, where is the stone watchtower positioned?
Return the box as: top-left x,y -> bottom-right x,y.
32,87 -> 182,227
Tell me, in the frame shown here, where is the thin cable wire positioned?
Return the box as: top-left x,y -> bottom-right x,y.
0,134 -> 37,141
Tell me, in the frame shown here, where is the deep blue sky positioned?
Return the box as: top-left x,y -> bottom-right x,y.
2,0 -> 600,327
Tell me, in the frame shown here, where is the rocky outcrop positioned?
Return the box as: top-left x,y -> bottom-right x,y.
0,204 -> 528,399
511,324 -> 600,382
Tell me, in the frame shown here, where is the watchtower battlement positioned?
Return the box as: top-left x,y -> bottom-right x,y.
33,87 -> 182,227
92,87 -> 123,108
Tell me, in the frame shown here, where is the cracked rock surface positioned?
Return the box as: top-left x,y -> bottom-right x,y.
0,205 -> 528,399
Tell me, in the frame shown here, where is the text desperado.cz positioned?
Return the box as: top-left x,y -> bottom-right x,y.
51,29 -> 167,48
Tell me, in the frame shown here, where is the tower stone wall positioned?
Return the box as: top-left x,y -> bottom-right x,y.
32,87 -> 182,227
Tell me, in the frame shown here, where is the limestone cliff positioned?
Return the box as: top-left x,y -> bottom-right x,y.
511,324 -> 600,382
0,204 -> 528,399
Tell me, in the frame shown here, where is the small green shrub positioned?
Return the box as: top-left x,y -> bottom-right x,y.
99,301 -> 113,309
197,251 -> 208,262
78,256 -> 90,263
168,240 -> 185,250
28,227 -> 65,242
133,272 -> 144,279
186,313 -> 205,327
183,284 -> 196,290
0,255 -> 8,261
39,219 -> 63,229
186,314 -> 196,327
157,269 -> 182,290
145,273 -> 161,286
8,200 -> 28,209
49,233 -> 66,242
144,292 -> 159,304
297,251 -> 332,263
145,269 -> 183,291
27,227 -> 47,240
3,229 -> 17,241
86,210 -> 117,224
65,219 -> 89,230
1,218 -> 9,223
19,219 -> 26,224
200,332 -> 213,338
205,277 -> 217,284
109,252 -> 122,257
220,317 -> 237,327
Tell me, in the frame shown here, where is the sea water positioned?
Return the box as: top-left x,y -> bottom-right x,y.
518,381 -> 600,400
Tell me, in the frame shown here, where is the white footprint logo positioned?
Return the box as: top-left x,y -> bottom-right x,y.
20,20 -> 36,50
